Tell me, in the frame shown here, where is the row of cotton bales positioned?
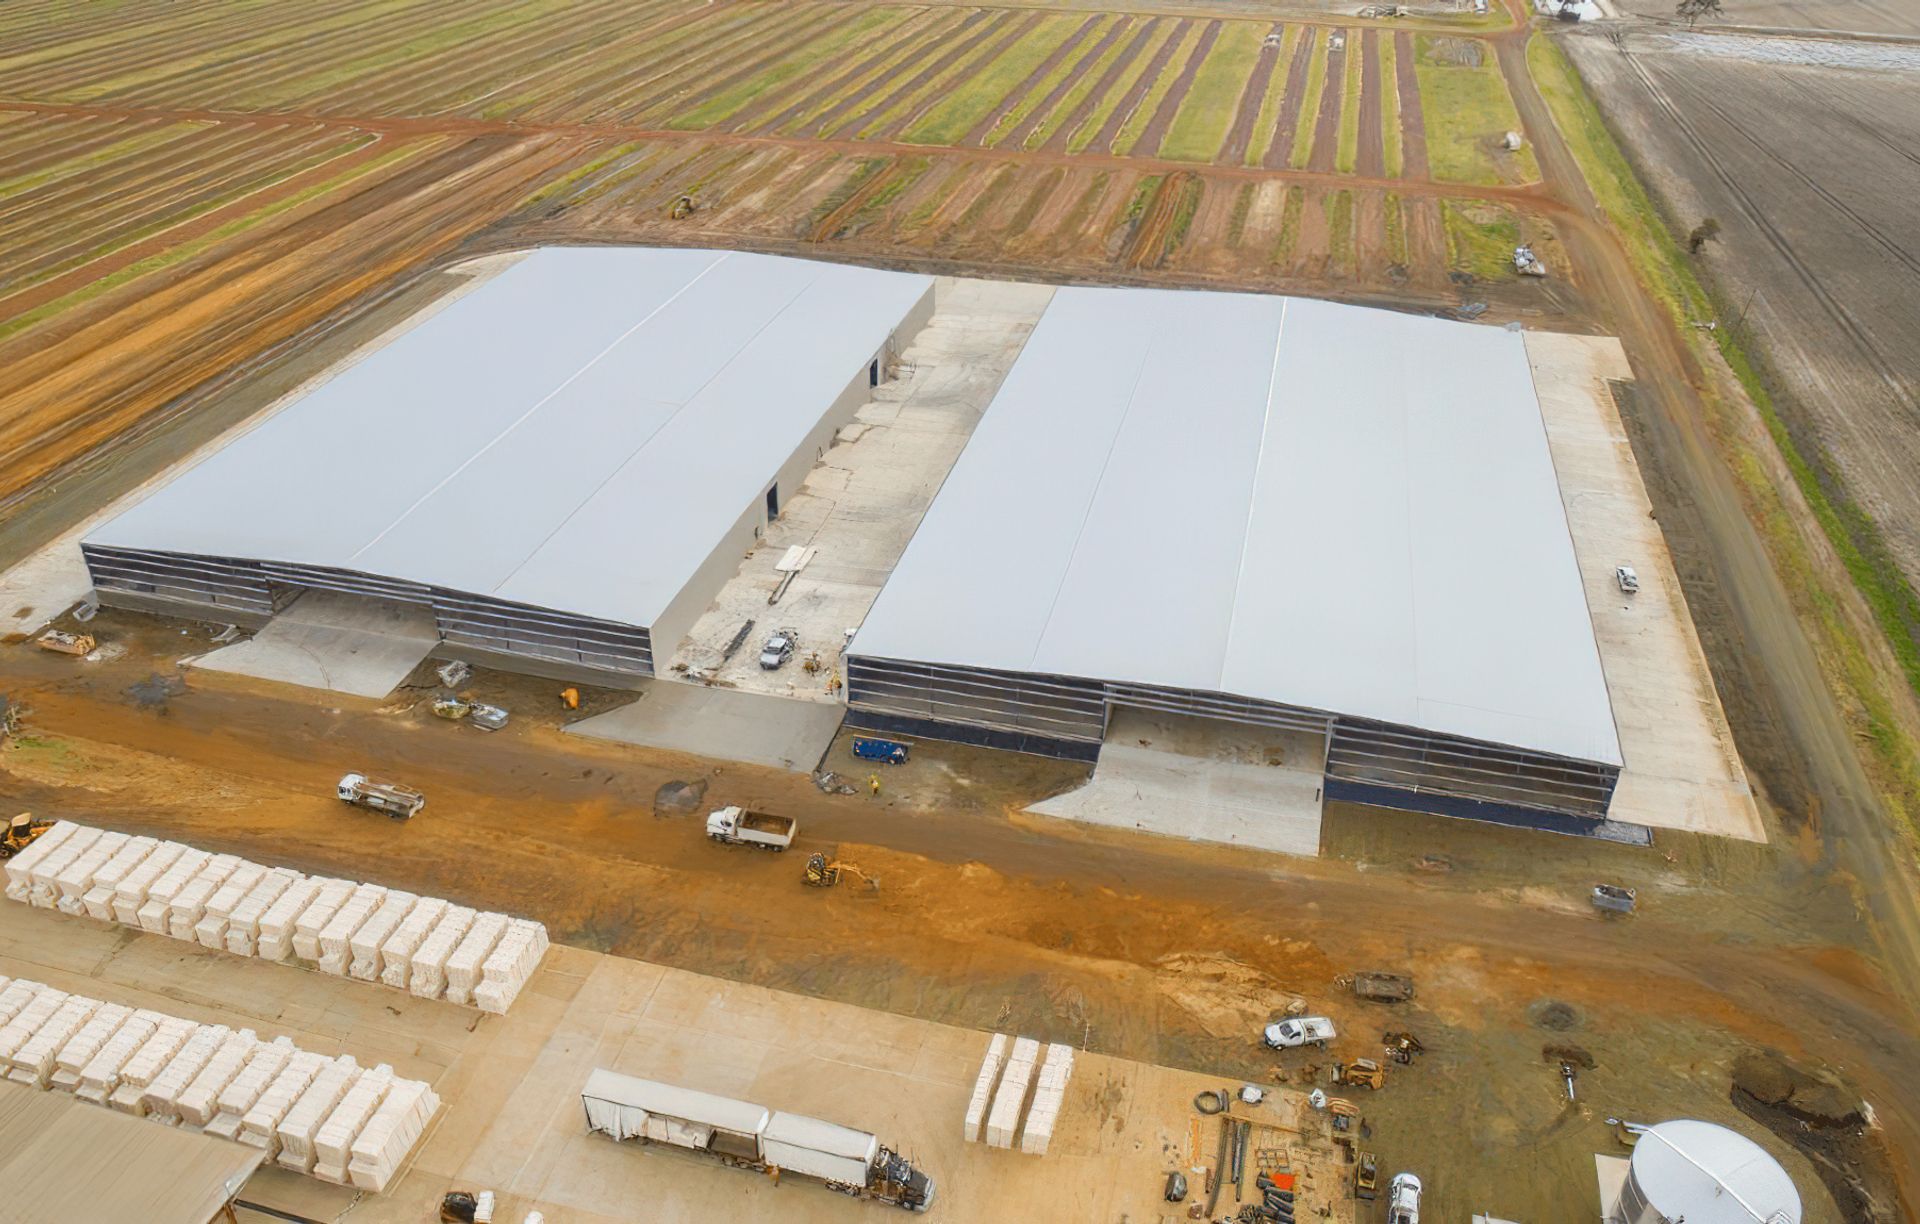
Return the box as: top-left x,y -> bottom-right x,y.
0,973 -> 437,1191
4,822 -> 548,1014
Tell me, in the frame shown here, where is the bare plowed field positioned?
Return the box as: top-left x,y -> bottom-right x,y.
1564,27 -> 1920,646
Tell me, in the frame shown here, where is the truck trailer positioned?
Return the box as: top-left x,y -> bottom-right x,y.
581,1068 -> 934,1212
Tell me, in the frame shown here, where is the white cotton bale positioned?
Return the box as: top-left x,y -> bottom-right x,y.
225,868 -> 301,957
275,1056 -> 361,1172
77,1009 -> 164,1103
82,836 -> 157,920
311,1064 -> 393,1183
347,1077 -> 440,1192
291,879 -> 357,962
378,897 -> 446,990
137,849 -> 210,933
50,1002 -> 133,1090
6,994 -> 102,1086
167,854 -> 242,939
195,861 -> 267,949
178,1028 -> 259,1127
142,1025 -> 231,1122
257,877 -> 323,961
317,884 -> 386,975
347,891 -> 416,981
444,913 -> 508,1006
408,906 -> 475,1000
113,841 -> 187,924
4,820 -> 81,898
28,825 -> 103,906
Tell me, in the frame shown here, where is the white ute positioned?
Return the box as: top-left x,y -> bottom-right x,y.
1388,1173 -> 1422,1224
705,807 -> 796,851
1262,1016 -> 1336,1049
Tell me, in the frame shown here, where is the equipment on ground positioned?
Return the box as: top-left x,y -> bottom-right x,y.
336,772 -> 426,819
432,697 -> 472,721
1615,565 -> 1640,595
1591,883 -> 1637,914
1163,1170 -> 1188,1202
559,686 -> 580,710
706,806 -> 795,850
1383,1032 -> 1425,1063
1354,1151 -> 1379,1200
1560,1060 -> 1578,1102
1,814 -> 53,860
1387,1172 -> 1422,1224
1332,1058 -> 1384,1090
468,703 -> 509,731
669,194 -> 697,219
1263,1016 -> 1336,1049
759,627 -> 799,670
35,630 -> 95,656
803,852 -> 876,890
851,736 -> 910,765
582,1068 -> 935,1211
1351,971 -> 1414,1003
1513,245 -> 1547,277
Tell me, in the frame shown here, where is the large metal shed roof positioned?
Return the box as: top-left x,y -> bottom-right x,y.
852,286 -> 1622,767
85,247 -> 933,629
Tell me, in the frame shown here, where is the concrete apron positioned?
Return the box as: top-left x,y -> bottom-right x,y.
1028,708 -> 1326,857
187,589 -> 439,699
566,679 -> 846,773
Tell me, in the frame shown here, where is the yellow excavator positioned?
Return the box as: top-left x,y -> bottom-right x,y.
1,814 -> 53,860
803,852 -> 877,891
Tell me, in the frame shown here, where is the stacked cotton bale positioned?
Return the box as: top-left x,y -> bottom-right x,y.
240,1050 -> 329,1154
348,1076 -> 440,1192
474,919 -> 548,1014
109,1016 -> 196,1113
82,836 -> 158,921
257,877 -> 326,962
136,849 -> 209,933
4,820 -> 79,902
54,830 -> 129,915
379,897 -> 446,989
142,1023 -> 232,1123
112,841 -> 186,924
0,985 -> 69,1068
985,1036 -> 1038,1149
964,1034 -> 1008,1142
178,1028 -> 259,1127
348,891 -> 417,981
9,823 -> 547,1012
205,1037 -> 297,1140
408,906 -> 475,1000
26,825 -> 103,906
0,977 -> 42,1028
312,1064 -> 394,1183
1019,1043 -> 1075,1156
318,884 -> 386,975
291,878 -> 357,961
167,853 -> 242,940
77,1009 -> 164,1104
195,861 -> 267,949
224,868 -> 301,957
276,1056 -> 362,1173
48,1001 -> 132,1091
5,993 -> 100,1087
444,913 -> 508,1006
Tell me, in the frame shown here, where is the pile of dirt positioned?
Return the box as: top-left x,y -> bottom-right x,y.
652,778 -> 708,817
1732,1050 -> 1895,1223
1529,999 -> 1581,1031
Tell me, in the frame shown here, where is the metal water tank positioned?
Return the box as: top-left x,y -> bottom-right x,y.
1617,1120 -> 1801,1224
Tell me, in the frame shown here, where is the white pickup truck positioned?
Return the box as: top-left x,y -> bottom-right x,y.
705,806 -> 796,851
1263,1016 -> 1337,1050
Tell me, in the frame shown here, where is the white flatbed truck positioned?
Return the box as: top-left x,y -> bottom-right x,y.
336,773 -> 425,820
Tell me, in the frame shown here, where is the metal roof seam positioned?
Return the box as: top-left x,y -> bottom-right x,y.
1024,320 -> 1162,671
346,250 -> 733,566
1217,296 -> 1289,694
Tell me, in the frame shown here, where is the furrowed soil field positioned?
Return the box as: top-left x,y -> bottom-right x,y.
0,0 -> 1566,512
1562,27 -> 1920,673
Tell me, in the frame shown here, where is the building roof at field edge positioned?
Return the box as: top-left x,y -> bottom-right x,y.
0,1080 -> 263,1224
86,247 -> 933,629
851,286 -> 1623,768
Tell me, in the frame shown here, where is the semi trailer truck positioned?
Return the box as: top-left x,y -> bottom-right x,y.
581,1068 -> 934,1212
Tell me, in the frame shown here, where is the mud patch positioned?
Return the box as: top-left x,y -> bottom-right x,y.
1732,1050 -> 1896,1223
654,778 -> 709,817
1529,999 -> 1581,1031
125,672 -> 187,710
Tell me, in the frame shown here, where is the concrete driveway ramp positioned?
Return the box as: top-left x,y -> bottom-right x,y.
1028,709 -> 1326,857
189,590 -> 439,699
567,681 -> 845,773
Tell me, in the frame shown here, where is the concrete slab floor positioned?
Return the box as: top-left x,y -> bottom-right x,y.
1030,709 -> 1328,857
566,680 -> 846,773
664,278 -> 1056,700
188,589 -> 439,700
1525,332 -> 1762,842
0,895 -> 1357,1224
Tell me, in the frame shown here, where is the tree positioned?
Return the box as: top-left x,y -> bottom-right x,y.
1688,217 -> 1722,254
1677,0 -> 1723,27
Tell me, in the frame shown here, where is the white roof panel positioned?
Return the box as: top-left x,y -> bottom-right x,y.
86,248 -> 933,629
852,286 -> 1621,766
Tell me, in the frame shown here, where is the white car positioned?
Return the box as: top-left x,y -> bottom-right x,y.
1262,1016 -> 1336,1049
1387,1173 -> 1421,1224
1615,565 -> 1639,595
759,628 -> 799,670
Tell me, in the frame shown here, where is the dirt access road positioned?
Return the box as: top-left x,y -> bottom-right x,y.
0,627 -> 1913,1220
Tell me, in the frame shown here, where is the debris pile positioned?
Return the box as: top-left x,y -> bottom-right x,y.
0,972 -> 437,1190
6,821 -> 547,1014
